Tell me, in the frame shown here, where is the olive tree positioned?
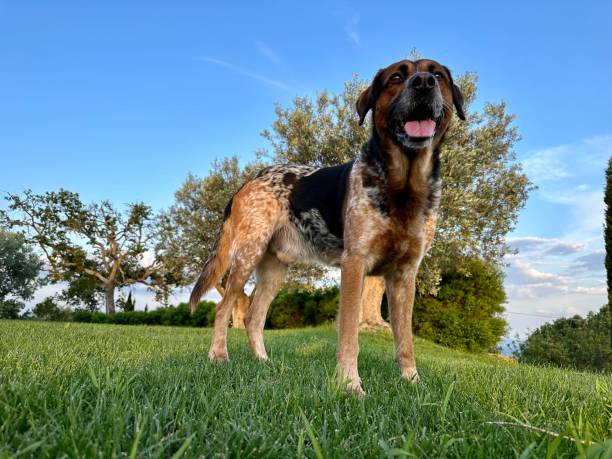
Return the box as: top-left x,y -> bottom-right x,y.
1,190 -> 162,315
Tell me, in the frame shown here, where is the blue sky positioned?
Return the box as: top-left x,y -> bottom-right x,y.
2,1 -> 611,335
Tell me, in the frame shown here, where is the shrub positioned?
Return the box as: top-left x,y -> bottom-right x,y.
72,301 -> 216,327
413,259 -> 507,352
190,301 -> 216,327
516,306 -> 611,373
32,297 -> 72,321
0,299 -> 24,319
267,286 -> 339,329
90,312 -> 110,323
72,310 -> 92,323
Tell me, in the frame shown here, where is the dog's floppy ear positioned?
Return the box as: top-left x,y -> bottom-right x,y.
452,84 -> 466,120
444,66 -> 466,121
356,69 -> 384,126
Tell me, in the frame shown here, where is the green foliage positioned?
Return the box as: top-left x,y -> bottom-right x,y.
605,157 -> 612,347
72,301 -> 217,328
71,288 -> 339,330
32,297 -> 71,322
516,306 -> 612,372
262,72 -> 533,294
59,273 -> 102,312
162,66 -> 532,296
0,190 -> 162,314
0,322 -> 609,457
266,286 -> 339,329
260,77 -> 369,167
0,229 -> 42,303
413,259 -> 507,352
0,299 -> 24,319
124,292 -> 135,312
117,291 -> 136,312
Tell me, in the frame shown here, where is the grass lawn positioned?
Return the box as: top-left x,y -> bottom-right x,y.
1,320 -> 610,458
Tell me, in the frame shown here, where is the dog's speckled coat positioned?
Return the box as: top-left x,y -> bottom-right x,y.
190,58 -> 465,396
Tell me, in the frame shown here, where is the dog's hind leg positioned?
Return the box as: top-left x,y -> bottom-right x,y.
244,252 -> 288,360
207,181 -> 283,362
209,241 -> 272,362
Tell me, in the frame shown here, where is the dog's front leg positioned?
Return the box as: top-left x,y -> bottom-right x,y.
385,267 -> 420,383
337,251 -> 366,397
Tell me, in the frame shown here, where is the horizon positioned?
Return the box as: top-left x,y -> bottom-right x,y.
2,1 -> 611,337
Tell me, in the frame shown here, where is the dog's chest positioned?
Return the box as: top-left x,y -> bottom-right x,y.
346,163 -> 430,274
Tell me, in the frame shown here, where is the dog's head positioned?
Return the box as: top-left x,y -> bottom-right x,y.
356,59 -> 465,150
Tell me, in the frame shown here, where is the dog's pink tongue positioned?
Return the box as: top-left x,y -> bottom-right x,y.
404,119 -> 436,137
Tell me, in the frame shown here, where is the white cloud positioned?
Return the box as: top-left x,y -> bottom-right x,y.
567,249 -> 605,273
504,234 -> 606,335
521,134 -> 612,184
506,254 -> 569,284
519,135 -> 611,243
544,188 -> 604,241
344,13 -> 360,45
23,282 -> 65,313
253,40 -> 282,65
522,145 -> 571,182
508,236 -> 584,255
198,56 -> 298,93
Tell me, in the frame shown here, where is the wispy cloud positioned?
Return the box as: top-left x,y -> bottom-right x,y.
541,187 -> 604,241
508,236 -> 584,255
520,135 -> 612,243
503,240 -> 606,335
568,249 -> 605,274
198,56 -> 298,93
505,252 -> 605,299
253,40 -> 282,65
522,134 -> 612,184
522,145 -> 571,182
344,13 -> 360,45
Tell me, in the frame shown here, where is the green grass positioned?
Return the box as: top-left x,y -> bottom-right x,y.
0,321 -> 610,458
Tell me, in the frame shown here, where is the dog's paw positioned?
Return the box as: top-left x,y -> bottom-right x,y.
336,368 -> 365,398
401,367 -> 420,384
253,352 -> 269,361
348,382 -> 366,399
208,349 -> 229,363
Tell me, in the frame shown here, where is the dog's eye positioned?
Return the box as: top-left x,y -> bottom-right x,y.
433,71 -> 445,80
389,73 -> 404,83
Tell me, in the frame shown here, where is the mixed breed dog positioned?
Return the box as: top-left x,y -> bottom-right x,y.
190,58 -> 465,396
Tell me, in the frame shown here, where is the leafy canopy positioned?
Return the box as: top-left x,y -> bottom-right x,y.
515,306 -> 611,373
413,259 -> 507,352
0,190 -> 162,314
262,71 -> 532,293
0,229 -> 42,303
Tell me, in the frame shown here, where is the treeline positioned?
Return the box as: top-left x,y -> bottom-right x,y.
25,289 -> 340,329
514,306 -> 611,373
12,260 -> 510,353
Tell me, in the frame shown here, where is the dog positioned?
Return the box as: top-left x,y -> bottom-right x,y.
190,58 -> 465,396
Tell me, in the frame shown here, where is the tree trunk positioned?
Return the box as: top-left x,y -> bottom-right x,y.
359,276 -> 390,332
216,284 -> 249,329
105,283 -> 116,315
232,291 -> 250,329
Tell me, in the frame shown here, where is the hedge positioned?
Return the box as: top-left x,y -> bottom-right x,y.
73,301 -> 216,327
70,287 -> 340,329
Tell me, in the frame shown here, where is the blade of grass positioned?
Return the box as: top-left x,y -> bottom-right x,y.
299,408 -> 325,459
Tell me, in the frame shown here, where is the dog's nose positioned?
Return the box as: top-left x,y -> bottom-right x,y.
409,72 -> 436,90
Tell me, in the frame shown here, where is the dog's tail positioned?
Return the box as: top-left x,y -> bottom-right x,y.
189,221 -> 233,314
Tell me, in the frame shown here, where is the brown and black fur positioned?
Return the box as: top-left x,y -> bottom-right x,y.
190,59 -> 465,396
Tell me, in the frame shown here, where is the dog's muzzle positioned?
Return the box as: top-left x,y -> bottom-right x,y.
391,72 -> 444,149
